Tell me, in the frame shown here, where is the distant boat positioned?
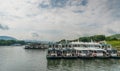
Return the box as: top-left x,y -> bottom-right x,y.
25,43 -> 48,49
11,44 -> 21,46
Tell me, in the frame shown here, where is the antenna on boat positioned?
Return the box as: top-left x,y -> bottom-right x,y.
91,39 -> 93,43
66,40 -> 68,44
77,39 -> 80,42
103,40 -> 107,44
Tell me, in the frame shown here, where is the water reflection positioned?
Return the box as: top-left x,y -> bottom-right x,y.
47,59 -> 120,71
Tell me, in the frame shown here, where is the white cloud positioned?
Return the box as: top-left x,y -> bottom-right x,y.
0,0 -> 120,41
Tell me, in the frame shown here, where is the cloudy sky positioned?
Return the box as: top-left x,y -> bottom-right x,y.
0,0 -> 120,41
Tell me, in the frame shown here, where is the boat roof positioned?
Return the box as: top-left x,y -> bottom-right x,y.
74,47 -> 89,50
74,47 -> 105,51
70,42 -> 101,45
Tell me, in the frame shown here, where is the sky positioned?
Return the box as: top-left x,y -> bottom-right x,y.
0,0 -> 120,41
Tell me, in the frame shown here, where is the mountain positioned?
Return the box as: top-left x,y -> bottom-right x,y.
0,36 -> 17,40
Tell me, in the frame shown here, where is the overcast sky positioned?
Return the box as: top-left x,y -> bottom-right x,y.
0,0 -> 120,41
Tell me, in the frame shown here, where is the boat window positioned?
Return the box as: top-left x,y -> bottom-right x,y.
97,50 -> 103,53
52,51 -> 55,53
80,44 -> 84,47
95,45 -> 100,47
49,45 -> 51,48
107,50 -> 117,53
55,45 -> 58,48
72,50 -> 76,53
62,45 -> 65,48
82,50 -> 88,53
48,51 -> 51,53
53,45 -> 55,48
66,45 -> 68,47
83,45 -> 87,48
94,45 -> 97,47
78,45 -> 80,47
112,50 -> 117,53
58,45 -> 61,48
72,45 -> 74,47
79,51 -> 81,53
107,50 -> 112,53
67,51 -> 71,53
75,45 -> 77,47
107,45 -> 111,48
87,45 -> 90,47
68,45 -> 71,47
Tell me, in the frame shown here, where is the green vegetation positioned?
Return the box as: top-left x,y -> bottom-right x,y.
0,40 -> 25,46
106,40 -> 120,50
79,35 -> 106,42
109,34 -> 120,39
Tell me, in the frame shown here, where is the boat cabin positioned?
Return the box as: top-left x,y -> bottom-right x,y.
107,49 -> 118,56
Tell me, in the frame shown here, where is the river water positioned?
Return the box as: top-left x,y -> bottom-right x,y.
0,46 -> 120,71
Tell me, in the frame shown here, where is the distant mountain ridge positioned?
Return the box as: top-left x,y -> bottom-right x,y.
0,36 -> 17,40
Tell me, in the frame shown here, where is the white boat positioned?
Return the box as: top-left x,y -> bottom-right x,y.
47,41 -> 118,59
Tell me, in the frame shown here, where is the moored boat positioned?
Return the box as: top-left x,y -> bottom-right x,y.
25,43 -> 47,49
46,41 -> 120,59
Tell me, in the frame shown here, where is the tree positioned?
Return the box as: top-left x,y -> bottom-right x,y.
90,35 -> 106,41
79,37 -> 90,42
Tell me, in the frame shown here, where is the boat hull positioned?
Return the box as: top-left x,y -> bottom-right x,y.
24,47 -> 47,49
46,56 -> 120,59
95,56 -> 110,59
47,56 -> 62,59
63,56 -> 77,59
110,56 -> 120,59
78,56 -> 94,59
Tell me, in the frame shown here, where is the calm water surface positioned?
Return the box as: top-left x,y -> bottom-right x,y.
0,46 -> 120,71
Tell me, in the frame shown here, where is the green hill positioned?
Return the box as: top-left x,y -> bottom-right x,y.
0,36 -> 17,40
106,40 -> 120,50
107,34 -> 120,40
111,34 -> 120,38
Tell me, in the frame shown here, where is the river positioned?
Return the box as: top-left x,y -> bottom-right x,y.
0,46 -> 120,71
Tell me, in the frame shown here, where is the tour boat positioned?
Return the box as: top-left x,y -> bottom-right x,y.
46,41 -> 120,59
